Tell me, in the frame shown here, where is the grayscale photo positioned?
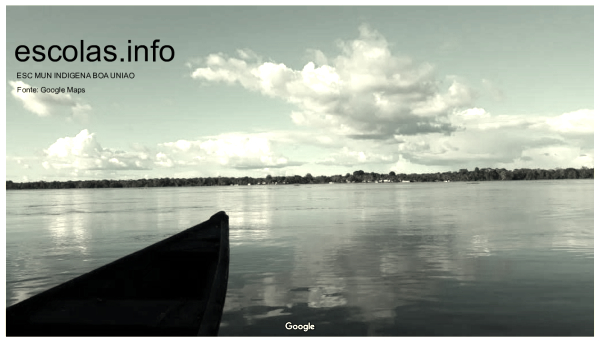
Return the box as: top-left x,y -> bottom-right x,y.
4,5 -> 594,337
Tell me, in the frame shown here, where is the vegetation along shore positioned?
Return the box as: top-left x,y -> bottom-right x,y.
5,167 -> 593,190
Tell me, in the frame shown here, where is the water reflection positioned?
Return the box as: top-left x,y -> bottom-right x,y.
213,187 -> 276,247
47,207 -> 90,256
219,181 -> 593,336
469,234 -> 491,257
7,190 -> 95,305
6,181 -> 594,336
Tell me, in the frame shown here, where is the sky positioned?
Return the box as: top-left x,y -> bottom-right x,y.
5,6 -> 595,182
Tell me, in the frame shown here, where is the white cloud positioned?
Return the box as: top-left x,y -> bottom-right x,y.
191,24 -> 474,138
43,130 -> 152,171
317,147 -> 395,167
159,133 -> 302,170
46,129 -> 102,158
544,109 -> 593,134
9,81 -> 92,119
498,146 -> 593,171
155,152 -> 174,167
390,108 -> 594,171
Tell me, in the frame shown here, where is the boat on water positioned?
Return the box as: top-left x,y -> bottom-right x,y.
6,211 -> 230,337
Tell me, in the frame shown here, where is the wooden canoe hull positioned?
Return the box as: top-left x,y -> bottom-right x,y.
6,211 -> 230,336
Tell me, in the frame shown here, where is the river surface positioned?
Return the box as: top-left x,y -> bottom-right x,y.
5,180 -> 594,336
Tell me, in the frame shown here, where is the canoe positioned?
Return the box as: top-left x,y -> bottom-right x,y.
6,211 -> 230,336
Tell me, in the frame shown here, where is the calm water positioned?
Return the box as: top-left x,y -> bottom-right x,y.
5,180 -> 594,336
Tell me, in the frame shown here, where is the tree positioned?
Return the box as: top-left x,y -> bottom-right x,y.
304,173 -> 313,183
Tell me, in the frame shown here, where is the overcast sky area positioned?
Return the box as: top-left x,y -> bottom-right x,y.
5,6 -> 594,182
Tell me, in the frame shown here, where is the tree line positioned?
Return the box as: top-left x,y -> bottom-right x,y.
5,166 -> 593,190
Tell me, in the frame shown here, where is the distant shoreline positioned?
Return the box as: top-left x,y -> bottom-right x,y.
5,167 -> 593,190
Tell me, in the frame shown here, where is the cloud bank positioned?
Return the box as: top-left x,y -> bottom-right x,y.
9,25 -> 593,181
39,130 -> 303,179
188,25 -> 593,173
191,25 -> 474,139
42,130 -> 152,173
159,133 -> 302,170
392,108 -> 594,170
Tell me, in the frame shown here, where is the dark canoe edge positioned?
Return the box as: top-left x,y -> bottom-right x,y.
6,211 -> 230,336
198,211 -> 229,335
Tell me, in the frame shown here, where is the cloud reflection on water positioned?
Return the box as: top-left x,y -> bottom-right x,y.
5,182 -> 593,335
219,181 -> 593,335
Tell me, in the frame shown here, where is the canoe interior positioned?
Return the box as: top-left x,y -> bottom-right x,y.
6,211 -> 230,336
